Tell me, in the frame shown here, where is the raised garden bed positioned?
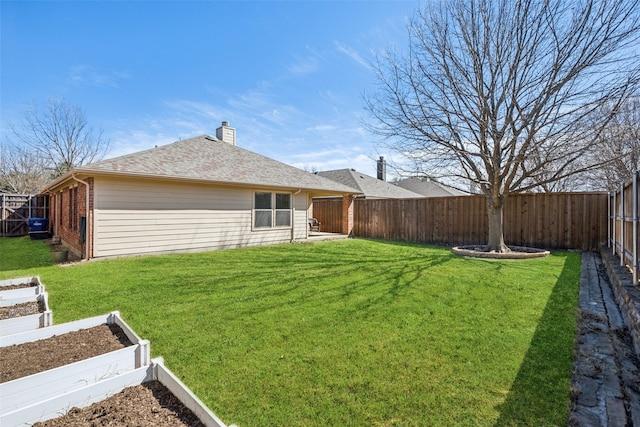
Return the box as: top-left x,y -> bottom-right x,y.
0,292 -> 52,336
0,323 -> 130,382
7,358 -> 227,426
0,311 -> 151,422
0,276 -> 45,299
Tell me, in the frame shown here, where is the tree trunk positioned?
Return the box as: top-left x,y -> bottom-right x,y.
486,197 -> 510,253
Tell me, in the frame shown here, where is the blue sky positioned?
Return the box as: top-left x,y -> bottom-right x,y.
1,1 -> 419,178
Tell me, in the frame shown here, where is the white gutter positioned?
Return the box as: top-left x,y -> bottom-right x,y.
71,174 -> 91,260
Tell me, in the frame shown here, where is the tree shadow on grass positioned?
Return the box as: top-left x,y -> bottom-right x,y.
205,240 -> 458,318
494,253 -> 580,426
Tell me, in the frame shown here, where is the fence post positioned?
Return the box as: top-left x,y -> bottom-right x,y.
634,170 -> 638,284
612,191 -> 617,255
621,181 -> 625,267
608,191 -> 612,249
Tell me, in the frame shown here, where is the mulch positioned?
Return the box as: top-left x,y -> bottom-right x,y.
0,300 -> 45,320
31,381 -> 205,427
0,324 -> 131,382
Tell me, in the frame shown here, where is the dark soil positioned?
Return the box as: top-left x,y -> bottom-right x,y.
0,324 -> 131,382
0,299 -> 45,320
32,381 -> 205,427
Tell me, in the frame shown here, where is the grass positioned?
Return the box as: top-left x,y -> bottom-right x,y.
0,236 -> 580,426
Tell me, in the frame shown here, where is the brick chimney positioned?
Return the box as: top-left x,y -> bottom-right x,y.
216,121 -> 236,146
377,156 -> 386,181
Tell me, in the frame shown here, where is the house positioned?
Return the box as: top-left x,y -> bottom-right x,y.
41,122 -> 360,260
316,156 -> 466,199
395,177 -> 468,197
316,157 -> 423,199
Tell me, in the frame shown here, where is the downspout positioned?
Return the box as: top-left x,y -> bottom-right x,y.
71,174 -> 91,260
291,188 -> 302,242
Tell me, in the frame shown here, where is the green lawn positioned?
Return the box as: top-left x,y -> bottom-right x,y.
0,237 -> 580,426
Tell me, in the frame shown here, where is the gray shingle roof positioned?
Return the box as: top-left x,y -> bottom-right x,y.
68,135 -> 360,194
395,177 -> 467,197
317,169 -> 423,199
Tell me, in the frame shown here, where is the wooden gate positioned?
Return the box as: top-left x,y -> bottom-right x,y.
312,199 -> 343,233
1,194 -> 49,237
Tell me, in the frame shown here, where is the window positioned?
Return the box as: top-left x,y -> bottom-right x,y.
254,192 -> 291,229
254,192 -> 272,228
275,193 -> 291,227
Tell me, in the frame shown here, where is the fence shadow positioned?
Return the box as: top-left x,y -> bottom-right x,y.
0,236 -> 54,272
493,253 -> 579,426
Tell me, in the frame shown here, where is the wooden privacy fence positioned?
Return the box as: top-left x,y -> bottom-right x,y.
609,171 -> 639,284
313,192 -> 608,251
1,194 -> 49,237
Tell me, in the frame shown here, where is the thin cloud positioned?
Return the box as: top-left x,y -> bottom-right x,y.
68,65 -> 130,88
288,56 -> 320,76
290,153 -> 379,177
288,146 -> 363,161
107,129 -> 176,159
306,124 -> 335,132
334,41 -> 372,70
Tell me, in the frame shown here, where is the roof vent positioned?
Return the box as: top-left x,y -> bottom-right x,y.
216,121 -> 236,146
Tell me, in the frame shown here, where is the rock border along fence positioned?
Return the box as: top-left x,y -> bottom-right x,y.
605,170 -> 640,360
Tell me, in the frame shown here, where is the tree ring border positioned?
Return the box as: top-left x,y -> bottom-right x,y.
452,245 -> 550,259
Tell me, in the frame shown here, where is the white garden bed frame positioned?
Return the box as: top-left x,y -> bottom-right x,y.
0,292 -> 52,336
0,311 -> 151,419
1,358 -> 228,427
0,276 -> 45,300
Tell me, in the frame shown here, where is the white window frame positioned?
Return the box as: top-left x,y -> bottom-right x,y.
253,191 -> 292,230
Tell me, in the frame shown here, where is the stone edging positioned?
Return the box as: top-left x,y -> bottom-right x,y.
451,245 -> 550,259
600,246 -> 640,357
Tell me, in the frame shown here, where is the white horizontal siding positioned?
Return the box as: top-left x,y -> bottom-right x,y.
294,193 -> 310,240
93,178 -> 311,258
95,181 -> 245,210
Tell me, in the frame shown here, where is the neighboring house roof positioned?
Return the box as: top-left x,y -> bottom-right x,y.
42,135 -> 361,195
395,177 -> 468,197
317,169 -> 423,199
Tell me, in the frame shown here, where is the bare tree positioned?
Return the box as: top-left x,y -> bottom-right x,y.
581,96 -> 640,191
0,141 -> 49,193
519,95 -> 640,192
11,99 -> 109,178
365,0 -> 639,252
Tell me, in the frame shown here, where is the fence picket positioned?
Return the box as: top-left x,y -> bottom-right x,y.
609,171 -> 639,283
1,194 -> 49,237
314,193 -> 609,251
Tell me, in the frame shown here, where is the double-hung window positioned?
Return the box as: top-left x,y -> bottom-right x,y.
254,191 -> 291,229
